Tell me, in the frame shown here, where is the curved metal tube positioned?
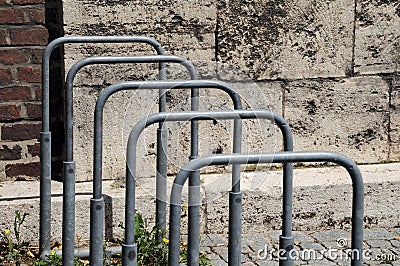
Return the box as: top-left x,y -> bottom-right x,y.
94,80 -> 244,265
168,151 -> 364,266
65,55 -> 196,160
123,109 -> 292,265
40,36 -> 165,257
63,55 -> 198,266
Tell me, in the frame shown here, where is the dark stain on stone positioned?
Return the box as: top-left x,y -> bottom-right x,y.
305,100 -> 318,115
349,128 -> 377,149
212,144 -> 223,154
216,0 -> 288,79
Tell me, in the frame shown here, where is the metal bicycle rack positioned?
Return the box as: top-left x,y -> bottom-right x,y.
64,55 -> 200,266
40,36 -> 167,257
41,36 -> 364,266
168,152 -> 364,266
123,109 -> 293,265
92,80 -> 247,265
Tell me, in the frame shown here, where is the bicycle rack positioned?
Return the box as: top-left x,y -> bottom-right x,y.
123,109 -> 293,265
92,80 -> 248,265
40,36 -> 167,257
168,152 -> 364,266
42,36 -> 364,266
63,56 -> 211,265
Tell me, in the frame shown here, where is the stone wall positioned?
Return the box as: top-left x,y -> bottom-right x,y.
61,0 -> 399,181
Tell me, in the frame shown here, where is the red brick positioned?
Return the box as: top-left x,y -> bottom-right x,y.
33,85 -> 41,100
5,162 -> 40,178
27,142 -> 39,157
9,26 -> 48,45
0,7 -> 25,23
0,86 -> 31,101
28,6 -> 45,24
0,68 -> 12,85
30,48 -> 44,64
1,122 -> 41,141
17,66 -> 41,82
0,104 -> 21,121
0,145 -> 22,160
0,29 -> 8,45
0,48 -> 29,64
25,102 -> 41,120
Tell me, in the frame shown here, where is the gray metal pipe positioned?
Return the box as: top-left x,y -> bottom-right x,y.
168,151 -> 364,266
40,36 -> 166,256
94,80 -> 243,265
124,109 -> 292,265
62,161 -> 75,266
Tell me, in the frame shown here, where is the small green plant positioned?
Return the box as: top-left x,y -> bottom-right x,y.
1,228 -> 16,261
14,210 -> 28,248
1,210 -> 210,265
134,213 -> 168,265
0,210 -> 29,263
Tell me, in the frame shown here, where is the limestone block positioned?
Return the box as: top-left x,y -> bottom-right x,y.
63,0 -> 216,63
354,0 -> 400,75
62,0 -> 218,180
63,0 -> 216,35
285,76 -> 389,164
217,0 -> 355,80
72,79 -> 283,181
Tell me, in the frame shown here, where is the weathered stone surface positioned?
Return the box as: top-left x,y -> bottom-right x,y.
217,0 -> 355,80
285,76 -> 389,163
62,0 -> 396,181
64,0 -> 216,35
63,0 -> 220,180
205,181 -> 400,235
72,80 -> 282,181
354,0 -> 400,74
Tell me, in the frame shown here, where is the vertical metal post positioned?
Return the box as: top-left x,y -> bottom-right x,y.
228,191 -> 242,265
228,116 -> 243,265
188,85 -> 200,265
89,198 -> 104,266
156,60 -> 168,241
40,45 -> 52,255
122,165 -> 137,266
62,161 -> 75,266
39,132 -> 51,256
277,118 -> 294,266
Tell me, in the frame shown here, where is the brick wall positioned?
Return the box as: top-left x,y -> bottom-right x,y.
0,0 -> 63,180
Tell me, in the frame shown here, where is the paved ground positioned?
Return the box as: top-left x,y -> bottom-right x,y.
199,228 -> 400,265
1,163 -> 400,265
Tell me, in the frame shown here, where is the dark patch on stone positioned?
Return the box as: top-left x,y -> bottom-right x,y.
212,144 -> 223,154
349,128 -> 377,149
293,211 -> 317,220
305,100 -> 318,115
216,0 -> 289,79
